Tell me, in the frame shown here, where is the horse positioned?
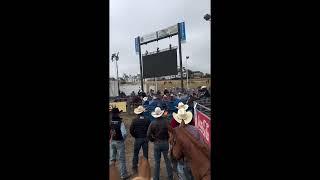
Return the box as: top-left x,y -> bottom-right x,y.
131,156 -> 152,180
109,162 -> 120,180
128,95 -> 142,113
168,121 -> 211,180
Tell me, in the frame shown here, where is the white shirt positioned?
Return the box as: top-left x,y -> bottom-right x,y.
120,122 -> 127,140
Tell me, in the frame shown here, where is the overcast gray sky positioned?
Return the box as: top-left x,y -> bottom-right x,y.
110,0 -> 211,78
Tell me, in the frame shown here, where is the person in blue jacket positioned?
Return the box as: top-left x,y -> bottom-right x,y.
147,96 -> 160,122
142,97 -> 149,108
166,94 -> 180,123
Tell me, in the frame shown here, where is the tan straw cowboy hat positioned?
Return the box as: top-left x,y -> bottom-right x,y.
176,102 -> 189,110
173,109 -> 193,124
151,107 -> 164,118
134,105 -> 146,115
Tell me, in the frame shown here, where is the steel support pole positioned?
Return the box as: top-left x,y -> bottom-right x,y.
138,37 -> 144,92
178,23 -> 184,90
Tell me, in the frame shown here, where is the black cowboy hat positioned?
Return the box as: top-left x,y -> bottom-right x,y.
111,107 -> 122,114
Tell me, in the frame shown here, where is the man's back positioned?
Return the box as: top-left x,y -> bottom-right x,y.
130,115 -> 150,138
110,117 -> 124,140
147,118 -> 169,142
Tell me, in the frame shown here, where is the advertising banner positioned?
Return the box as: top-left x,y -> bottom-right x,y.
140,32 -> 158,44
179,22 -> 186,43
194,104 -> 211,147
134,37 -> 140,54
109,102 -> 127,113
157,24 -> 178,39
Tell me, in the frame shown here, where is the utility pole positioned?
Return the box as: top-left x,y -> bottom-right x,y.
186,56 -> 189,89
111,52 -> 120,96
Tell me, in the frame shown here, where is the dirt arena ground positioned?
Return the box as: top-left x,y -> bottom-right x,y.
114,112 -> 177,179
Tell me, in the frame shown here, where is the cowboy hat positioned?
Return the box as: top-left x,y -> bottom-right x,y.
170,94 -> 174,96
173,109 -> 193,124
151,107 -> 164,118
143,97 -> 148,101
111,107 -> 122,114
163,95 -> 167,97
201,86 -> 207,89
134,106 -> 146,115
176,102 -> 189,110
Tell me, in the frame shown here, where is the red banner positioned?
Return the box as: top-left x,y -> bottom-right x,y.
195,109 -> 211,147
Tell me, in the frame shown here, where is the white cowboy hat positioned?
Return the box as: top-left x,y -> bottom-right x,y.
143,97 -> 148,101
201,86 -> 207,89
173,109 -> 193,124
134,105 -> 146,115
163,95 -> 167,97
176,102 -> 189,110
151,107 -> 164,118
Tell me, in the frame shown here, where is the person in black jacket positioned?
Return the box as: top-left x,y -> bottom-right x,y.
110,108 -> 130,179
129,105 -> 150,174
163,88 -> 169,95
200,86 -> 210,98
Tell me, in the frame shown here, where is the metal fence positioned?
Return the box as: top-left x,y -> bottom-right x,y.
194,98 -> 211,118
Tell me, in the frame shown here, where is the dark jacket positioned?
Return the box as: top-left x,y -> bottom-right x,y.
147,117 -> 169,142
200,89 -> 210,98
130,115 -> 150,138
110,117 -> 124,140
187,95 -> 197,106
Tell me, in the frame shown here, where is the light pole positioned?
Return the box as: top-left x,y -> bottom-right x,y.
204,13 -> 212,83
204,14 -> 211,21
186,56 -> 189,90
111,52 -> 120,96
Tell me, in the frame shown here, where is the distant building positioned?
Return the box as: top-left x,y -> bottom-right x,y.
192,71 -> 204,78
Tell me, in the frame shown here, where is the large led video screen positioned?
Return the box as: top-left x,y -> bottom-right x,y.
142,48 -> 178,78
